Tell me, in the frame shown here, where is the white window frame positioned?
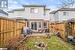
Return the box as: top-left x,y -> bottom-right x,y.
63,11 -> 68,16
38,22 -> 41,28
30,8 -> 38,13
44,22 -> 48,29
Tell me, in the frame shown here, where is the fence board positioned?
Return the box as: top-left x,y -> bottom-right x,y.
0,17 -> 26,47
49,22 -> 66,38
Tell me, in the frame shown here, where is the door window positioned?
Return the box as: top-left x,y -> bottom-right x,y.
38,22 -> 41,28
31,22 -> 37,30
44,22 -> 47,28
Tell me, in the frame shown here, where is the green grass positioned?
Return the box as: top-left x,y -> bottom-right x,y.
24,36 -> 75,50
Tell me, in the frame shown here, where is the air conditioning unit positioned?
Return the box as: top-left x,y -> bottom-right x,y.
0,48 -> 7,50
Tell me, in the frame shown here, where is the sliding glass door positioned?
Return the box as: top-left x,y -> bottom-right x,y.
31,22 -> 37,30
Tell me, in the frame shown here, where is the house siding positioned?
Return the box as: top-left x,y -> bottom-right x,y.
8,7 -> 46,19
8,6 -> 50,20
55,11 -> 75,22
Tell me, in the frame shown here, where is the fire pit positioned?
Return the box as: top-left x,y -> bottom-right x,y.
35,42 -> 48,50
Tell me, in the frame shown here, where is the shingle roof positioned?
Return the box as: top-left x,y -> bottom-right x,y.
23,4 -> 46,7
58,8 -> 75,11
50,8 -> 75,14
13,8 -> 25,11
8,8 -> 24,13
45,8 -> 50,10
50,11 -> 57,14
7,11 -> 14,13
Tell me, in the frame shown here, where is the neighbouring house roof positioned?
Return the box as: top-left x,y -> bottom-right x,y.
50,8 -> 75,14
0,16 -> 17,21
8,8 -> 24,13
22,4 -> 46,7
58,8 -> 75,11
50,11 -> 57,14
0,9 -> 8,15
12,17 -> 28,21
13,8 -> 25,11
8,10 -> 14,13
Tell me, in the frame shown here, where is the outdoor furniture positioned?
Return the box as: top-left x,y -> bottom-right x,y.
22,27 -> 32,37
44,29 -> 49,33
27,28 -> 32,34
38,28 -> 44,33
67,35 -> 75,45
46,33 -> 51,38
56,32 -> 61,37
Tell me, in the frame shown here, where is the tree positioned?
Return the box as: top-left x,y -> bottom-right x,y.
59,0 -> 75,8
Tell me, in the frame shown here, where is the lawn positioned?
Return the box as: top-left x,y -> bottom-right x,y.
23,35 -> 75,50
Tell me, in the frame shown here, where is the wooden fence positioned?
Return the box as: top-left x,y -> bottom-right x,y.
48,22 -> 66,38
0,17 -> 26,48
48,23 -> 57,33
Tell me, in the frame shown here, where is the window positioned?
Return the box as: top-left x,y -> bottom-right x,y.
38,22 -> 41,28
31,22 -> 37,30
44,22 -> 47,28
31,22 -> 34,30
30,8 -> 38,13
63,12 -> 67,16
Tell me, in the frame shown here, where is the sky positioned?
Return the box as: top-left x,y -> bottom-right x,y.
8,0 -> 63,11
